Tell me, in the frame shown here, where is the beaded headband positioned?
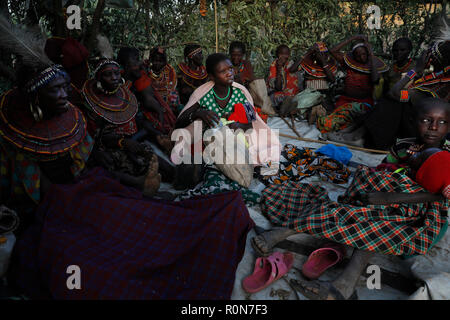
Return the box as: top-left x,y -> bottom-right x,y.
93,59 -> 121,78
24,64 -> 68,94
188,47 -> 202,59
352,42 -> 366,52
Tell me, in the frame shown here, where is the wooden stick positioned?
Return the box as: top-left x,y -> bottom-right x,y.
280,116 -> 301,138
278,133 -> 390,154
214,0 -> 218,53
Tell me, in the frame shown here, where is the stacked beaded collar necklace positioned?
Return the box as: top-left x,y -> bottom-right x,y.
82,79 -> 138,125
178,62 -> 207,80
0,89 -> 86,159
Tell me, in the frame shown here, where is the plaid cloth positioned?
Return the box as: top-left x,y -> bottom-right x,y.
262,166 -> 448,255
14,167 -> 254,299
257,144 -> 350,186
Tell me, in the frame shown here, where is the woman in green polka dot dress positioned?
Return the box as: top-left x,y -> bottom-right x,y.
176,53 -> 252,131
172,53 -> 281,190
175,53 -> 280,165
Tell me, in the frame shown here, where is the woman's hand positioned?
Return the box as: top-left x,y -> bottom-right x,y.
195,109 -> 220,128
276,56 -> 288,69
228,122 -> 252,131
415,50 -> 432,77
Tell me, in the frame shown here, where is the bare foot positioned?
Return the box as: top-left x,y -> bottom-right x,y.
142,154 -> 161,197
251,228 -> 296,256
143,173 -> 161,197
290,279 -> 348,300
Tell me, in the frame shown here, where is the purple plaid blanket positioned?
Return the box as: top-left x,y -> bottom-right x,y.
14,168 -> 254,299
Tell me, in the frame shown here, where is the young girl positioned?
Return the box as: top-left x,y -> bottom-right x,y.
229,41 -> 255,88
267,45 -> 300,110
384,97 -> 450,166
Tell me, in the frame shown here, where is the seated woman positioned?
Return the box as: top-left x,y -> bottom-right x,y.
229,41 -> 255,88
290,42 -> 339,123
383,37 -> 415,94
146,46 -> 179,113
0,19 -> 93,234
134,74 -> 176,154
291,42 -> 338,93
81,59 -> 161,196
329,35 -> 388,108
177,44 -> 208,107
363,31 -> 449,150
267,45 -> 300,111
173,53 -> 280,189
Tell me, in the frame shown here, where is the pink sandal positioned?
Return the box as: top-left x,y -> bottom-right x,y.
302,243 -> 346,280
242,251 -> 294,293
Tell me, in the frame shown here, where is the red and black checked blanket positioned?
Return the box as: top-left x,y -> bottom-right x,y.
14,167 -> 254,299
262,166 -> 448,255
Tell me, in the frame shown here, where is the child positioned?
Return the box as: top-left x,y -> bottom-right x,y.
229,41 -> 255,88
267,45 -> 299,112
384,97 -> 450,165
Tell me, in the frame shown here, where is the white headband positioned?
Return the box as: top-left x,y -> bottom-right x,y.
352,43 -> 366,52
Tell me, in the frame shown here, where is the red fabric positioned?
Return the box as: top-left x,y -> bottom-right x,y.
134,75 -> 152,92
335,95 -> 374,108
61,38 -> 89,68
415,151 -> 450,198
228,103 -> 249,124
256,107 -> 268,123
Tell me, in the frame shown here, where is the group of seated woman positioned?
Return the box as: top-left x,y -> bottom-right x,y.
0,13 -> 448,300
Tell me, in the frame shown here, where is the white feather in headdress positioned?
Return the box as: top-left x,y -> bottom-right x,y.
0,14 -> 52,69
96,34 -> 114,59
435,17 -> 450,42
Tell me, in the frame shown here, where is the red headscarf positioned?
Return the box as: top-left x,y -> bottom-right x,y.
415,151 -> 450,199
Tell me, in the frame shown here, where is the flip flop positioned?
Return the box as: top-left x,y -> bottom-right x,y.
242,251 -> 294,293
302,243 -> 346,280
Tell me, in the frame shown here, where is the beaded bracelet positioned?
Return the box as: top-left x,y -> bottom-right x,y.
400,90 -> 410,102
406,69 -> 417,80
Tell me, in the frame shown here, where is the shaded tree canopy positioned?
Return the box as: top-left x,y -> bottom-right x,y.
1,0 -> 448,89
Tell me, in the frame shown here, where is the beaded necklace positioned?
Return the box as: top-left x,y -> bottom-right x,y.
212,87 -> 231,101
393,58 -> 412,73
178,63 -> 207,80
